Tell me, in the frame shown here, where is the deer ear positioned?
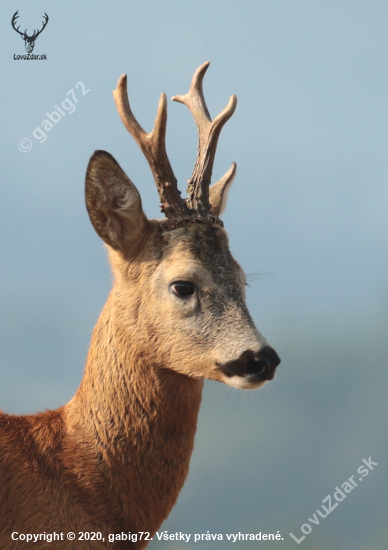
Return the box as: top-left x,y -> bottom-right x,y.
85,150 -> 148,252
209,163 -> 236,217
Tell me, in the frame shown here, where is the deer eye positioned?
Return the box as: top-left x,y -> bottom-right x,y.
171,281 -> 195,297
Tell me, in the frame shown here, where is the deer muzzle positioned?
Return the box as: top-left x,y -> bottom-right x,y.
218,347 -> 281,385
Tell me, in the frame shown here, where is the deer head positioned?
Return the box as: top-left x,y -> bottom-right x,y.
85,62 -> 280,390
11,11 -> 49,53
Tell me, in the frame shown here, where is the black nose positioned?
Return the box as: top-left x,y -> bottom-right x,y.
219,346 -> 281,381
250,346 -> 281,373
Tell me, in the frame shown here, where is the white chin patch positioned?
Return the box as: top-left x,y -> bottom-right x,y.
223,375 -> 266,390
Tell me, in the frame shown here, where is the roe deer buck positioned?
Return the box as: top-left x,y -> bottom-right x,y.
0,62 -> 280,549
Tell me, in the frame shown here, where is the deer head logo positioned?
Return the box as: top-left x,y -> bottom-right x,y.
11,11 -> 49,53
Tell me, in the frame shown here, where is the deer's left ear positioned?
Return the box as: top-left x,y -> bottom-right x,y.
85,150 -> 148,252
209,163 -> 236,217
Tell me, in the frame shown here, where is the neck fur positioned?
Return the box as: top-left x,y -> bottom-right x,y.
65,291 -> 203,534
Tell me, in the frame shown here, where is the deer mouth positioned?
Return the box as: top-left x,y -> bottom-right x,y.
218,347 -> 280,385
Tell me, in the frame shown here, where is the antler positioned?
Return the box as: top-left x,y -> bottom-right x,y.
11,11 -> 25,36
31,13 -> 49,39
172,61 -> 237,213
113,75 -> 189,219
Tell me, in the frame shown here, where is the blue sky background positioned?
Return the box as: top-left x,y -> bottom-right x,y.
1,1 -> 387,548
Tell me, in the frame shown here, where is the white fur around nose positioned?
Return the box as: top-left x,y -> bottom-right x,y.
222,374 -> 266,390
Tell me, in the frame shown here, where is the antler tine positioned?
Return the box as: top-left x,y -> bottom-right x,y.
113,74 -> 188,218
172,61 -> 237,213
11,11 -> 24,36
33,13 -> 49,39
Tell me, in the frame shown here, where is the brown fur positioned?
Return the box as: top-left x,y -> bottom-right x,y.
0,86 -> 279,549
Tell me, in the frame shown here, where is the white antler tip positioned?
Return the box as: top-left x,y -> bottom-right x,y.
193,61 -> 210,84
113,74 -> 128,100
228,94 -> 238,112
118,74 -> 127,85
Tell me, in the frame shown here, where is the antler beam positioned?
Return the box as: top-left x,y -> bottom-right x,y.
172,61 -> 237,213
113,75 -> 189,218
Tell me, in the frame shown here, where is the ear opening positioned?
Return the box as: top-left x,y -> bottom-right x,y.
85,150 -> 148,252
209,163 -> 236,217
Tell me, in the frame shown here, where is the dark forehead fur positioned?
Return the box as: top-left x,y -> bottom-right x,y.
159,218 -> 243,289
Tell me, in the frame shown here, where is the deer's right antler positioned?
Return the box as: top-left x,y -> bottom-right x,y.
113,75 -> 189,219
